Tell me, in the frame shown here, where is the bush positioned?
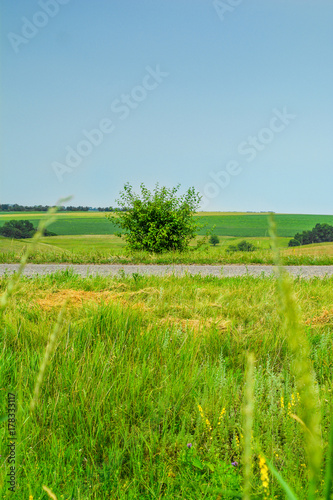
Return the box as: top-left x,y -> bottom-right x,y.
0,220 -> 36,239
107,183 -> 202,253
209,235 -> 219,246
288,238 -> 301,247
226,240 -> 257,253
0,220 -> 57,239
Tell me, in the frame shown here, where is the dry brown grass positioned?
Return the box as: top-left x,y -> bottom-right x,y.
35,287 -> 160,312
305,308 -> 333,326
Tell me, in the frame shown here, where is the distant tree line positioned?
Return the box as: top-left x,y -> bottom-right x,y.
288,223 -> 333,247
0,204 -> 128,212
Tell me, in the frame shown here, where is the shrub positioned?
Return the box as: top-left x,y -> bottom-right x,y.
209,235 -> 219,246
288,238 -> 301,247
0,220 -> 57,239
107,183 -> 202,253
226,240 -> 257,253
0,220 -> 36,239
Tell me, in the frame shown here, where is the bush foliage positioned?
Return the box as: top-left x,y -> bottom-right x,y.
0,220 -> 56,239
107,183 -> 202,253
226,240 -> 257,253
209,235 -> 219,246
288,223 -> 333,247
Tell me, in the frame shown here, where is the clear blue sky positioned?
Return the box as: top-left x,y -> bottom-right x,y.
1,0 -> 332,213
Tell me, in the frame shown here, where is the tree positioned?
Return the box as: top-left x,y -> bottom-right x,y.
107,183 -> 202,253
0,220 -> 36,239
288,238 -> 301,247
0,220 -> 57,239
289,223 -> 333,246
209,235 -> 219,246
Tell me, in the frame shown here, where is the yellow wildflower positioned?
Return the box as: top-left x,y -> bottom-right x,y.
259,455 -> 270,498
218,407 -> 226,425
235,434 -> 240,449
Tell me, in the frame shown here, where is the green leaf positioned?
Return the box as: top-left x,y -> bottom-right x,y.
204,461 -> 215,472
192,457 -> 204,470
0,414 -> 8,423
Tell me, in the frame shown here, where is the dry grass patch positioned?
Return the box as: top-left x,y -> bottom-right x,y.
35,286 -> 160,311
305,308 -> 333,326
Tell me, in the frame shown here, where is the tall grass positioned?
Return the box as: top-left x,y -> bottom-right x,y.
1,246 -> 333,265
0,217 -> 332,498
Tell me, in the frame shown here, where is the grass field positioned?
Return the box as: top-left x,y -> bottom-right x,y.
1,212 -> 332,499
1,212 -> 333,265
1,234 -> 333,265
1,270 -> 332,498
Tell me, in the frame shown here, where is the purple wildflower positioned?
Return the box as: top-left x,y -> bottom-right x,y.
187,443 -> 192,448
231,461 -> 238,467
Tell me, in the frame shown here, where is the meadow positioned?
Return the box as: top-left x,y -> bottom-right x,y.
1,212 -> 333,265
0,270 -> 332,498
1,211 -> 333,499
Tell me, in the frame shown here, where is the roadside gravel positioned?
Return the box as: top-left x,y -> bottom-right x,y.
1,264 -> 333,278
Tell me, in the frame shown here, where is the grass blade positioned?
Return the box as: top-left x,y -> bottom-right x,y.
268,215 -> 322,499
243,353 -> 255,500
266,459 -> 299,500
324,405 -> 333,500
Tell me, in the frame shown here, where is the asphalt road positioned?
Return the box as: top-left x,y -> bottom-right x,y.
0,264 -> 333,278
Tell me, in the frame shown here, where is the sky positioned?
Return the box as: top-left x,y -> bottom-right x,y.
1,0 -> 332,213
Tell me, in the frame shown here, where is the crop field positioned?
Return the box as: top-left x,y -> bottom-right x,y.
1,212 -> 333,237
1,269 -> 332,498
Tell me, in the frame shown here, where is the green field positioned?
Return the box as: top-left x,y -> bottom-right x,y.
1,212 -> 333,237
1,211 -> 333,499
1,212 -> 333,265
1,270 -> 332,498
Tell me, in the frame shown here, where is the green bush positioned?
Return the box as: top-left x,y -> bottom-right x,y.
209,235 -> 219,246
0,220 -> 36,239
107,183 -> 202,253
288,238 -> 301,247
226,240 -> 257,253
0,220 -> 57,239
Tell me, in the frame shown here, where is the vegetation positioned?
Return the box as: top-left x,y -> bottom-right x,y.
289,223 -> 333,247
107,183 -> 202,253
0,204 -> 116,212
0,212 -> 333,264
1,236 -> 333,265
0,207 -> 333,498
209,235 -> 219,246
0,220 -> 56,239
1,211 -> 333,238
1,270 -> 333,498
226,240 -> 257,253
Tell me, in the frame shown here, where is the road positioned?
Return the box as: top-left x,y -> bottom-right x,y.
0,264 -> 333,278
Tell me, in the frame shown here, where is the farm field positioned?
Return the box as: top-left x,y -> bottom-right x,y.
1,212 -> 333,237
1,270 -> 332,498
1,235 -> 333,265
1,212 -> 333,265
